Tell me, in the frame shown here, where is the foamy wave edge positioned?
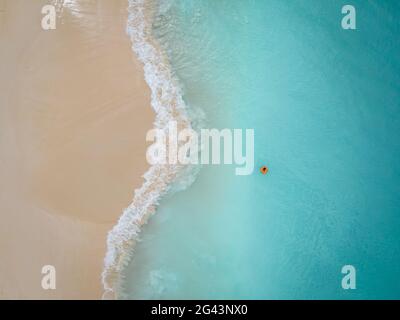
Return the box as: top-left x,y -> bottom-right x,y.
102,0 -> 195,300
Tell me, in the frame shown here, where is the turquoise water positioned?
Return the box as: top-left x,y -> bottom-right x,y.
124,0 -> 400,299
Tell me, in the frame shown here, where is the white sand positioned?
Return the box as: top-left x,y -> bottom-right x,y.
0,0 -> 153,299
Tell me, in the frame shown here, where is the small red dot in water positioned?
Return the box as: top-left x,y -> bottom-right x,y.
260,166 -> 268,175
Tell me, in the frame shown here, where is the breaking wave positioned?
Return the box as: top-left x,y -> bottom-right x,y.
102,0 -> 201,299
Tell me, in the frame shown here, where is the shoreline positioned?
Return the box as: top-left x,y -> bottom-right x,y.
0,0 -> 153,299
102,0 -> 197,299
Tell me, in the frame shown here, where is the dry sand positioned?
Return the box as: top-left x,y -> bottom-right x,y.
0,0 -> 153,299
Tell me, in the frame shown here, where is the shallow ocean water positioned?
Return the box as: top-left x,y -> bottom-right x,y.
123,0 -> 400,299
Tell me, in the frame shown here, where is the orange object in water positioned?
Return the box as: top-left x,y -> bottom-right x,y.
260,166 -> 268,175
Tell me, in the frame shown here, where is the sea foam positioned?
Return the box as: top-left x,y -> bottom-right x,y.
102,0 -> 199,299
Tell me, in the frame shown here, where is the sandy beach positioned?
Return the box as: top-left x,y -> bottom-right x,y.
0,0 -> 153,299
